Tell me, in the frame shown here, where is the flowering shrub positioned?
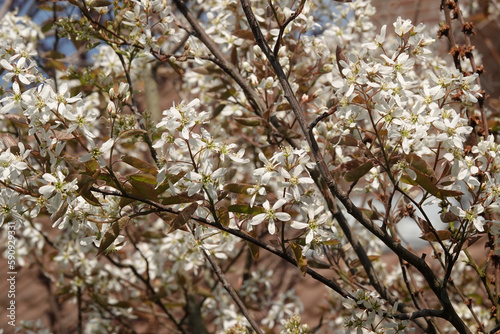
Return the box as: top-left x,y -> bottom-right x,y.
1,0 -> 499,333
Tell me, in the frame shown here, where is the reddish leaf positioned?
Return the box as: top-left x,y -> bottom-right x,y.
440,211 -> 460,223
290,243 -> 307,277
350,255 -> 380,268
247,230 -> 259,261
405,153 -> 436,179
232,29 -> 255,40
331,135 -> 359,146
119,129 -> 147,139
420,230 -> 452,242
129,173 -> 157,185
223,183 -> 253,194
97,216 -> 130,256
344,160 -> 374,182
88,0 -> 111,7
168,202 -> 198,233
79,174 -> 101,206
51,201 -> 69,224
130,178 -> 158,202
401,168 -> 463,200
161,194 -> 199,205
122,155 -> 158,175
4,114 -> 28,126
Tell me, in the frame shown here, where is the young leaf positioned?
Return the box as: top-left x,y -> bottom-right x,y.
233,117 -> 262,126
349,255 -> 380,268
51,201 -> 69,224
344,160 -> 374,182
405,153 -> 436,179
129,173 -> 157,185
122,155 -> 158,175
232,29 -> 255,40
228,204 -> 265,215
246,230 -> 259,261
130,178 -> 159,202
96,216 -> 130,256
420,230 -> 452,242
118,129 -> 147,139
161,194 -> 200,205
290,243 -> 307,277
168,202 -> 199,233
223,183 -> 253,194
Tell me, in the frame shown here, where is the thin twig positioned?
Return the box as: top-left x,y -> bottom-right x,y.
201,246 -> 264,334
90,186 -> 354,300
240,1 -> 470,332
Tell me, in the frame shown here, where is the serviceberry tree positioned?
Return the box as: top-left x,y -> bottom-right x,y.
1,0 -> 499,333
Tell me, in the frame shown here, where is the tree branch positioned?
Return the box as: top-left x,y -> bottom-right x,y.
239,1 -> 471,332
200,245 -> 263,334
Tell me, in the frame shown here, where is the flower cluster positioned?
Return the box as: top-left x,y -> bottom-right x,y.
0,0 -> 499,333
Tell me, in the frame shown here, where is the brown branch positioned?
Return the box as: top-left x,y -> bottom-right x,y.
172,0 -> 267,117
105,254 -> 187,334
200,246 -> 264,334
309,109 -> 434,333
240,1 -> 471,332
272,0 -> 306,57
90,186 -> 354,300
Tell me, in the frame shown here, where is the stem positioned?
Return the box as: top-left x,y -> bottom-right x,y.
240,1 -> 471,332
201,246 -> 264,334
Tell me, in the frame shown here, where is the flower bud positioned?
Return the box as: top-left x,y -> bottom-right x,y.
107,101 -> 116,117
109,87 -> 116,100
321,64 -> 334,73
118,82 -> 129,97
253,45 -> 262,58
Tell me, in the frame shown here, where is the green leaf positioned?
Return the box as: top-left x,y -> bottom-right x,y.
228,204 -> 265,215
45,59 -> 67,71
276,103 -> 291,111
129,173 -> 157,185
322,239 -> 340,246
167,202 -> 198,233
97,216 -> 130,256
43,50 -> 66,59
223,183 -> 252,194
122,156 -> 158,175
217,208 -> 230,227
233,117 -> 262,126
167,58 -> 185,77
40,19 -> 54,33
290,243 -> 307,277
130,178 -> 158,202
344,160 -> 374,182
